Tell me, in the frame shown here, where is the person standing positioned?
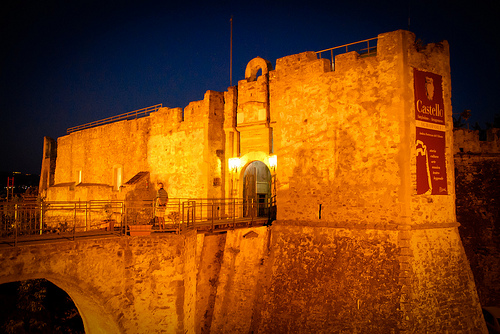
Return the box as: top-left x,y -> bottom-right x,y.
156,183 -> 169,229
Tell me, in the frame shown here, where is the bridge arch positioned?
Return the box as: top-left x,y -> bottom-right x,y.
0,268 -> 119,333
50,276 -> 119,333
0,233 -> 193,334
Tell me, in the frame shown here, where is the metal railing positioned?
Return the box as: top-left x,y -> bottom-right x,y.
0,200 -> 126,246
67,104 -> 163,134
0,198 -> 272,246
315,37 -> 378,70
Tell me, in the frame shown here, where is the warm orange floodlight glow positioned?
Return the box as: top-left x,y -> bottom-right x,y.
228,158 -> 241,173
269,155 -> 277,171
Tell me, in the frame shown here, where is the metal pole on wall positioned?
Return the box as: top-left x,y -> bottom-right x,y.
40,201 -> 44,235
15,204 -> 18,247
73,203 -> 77,241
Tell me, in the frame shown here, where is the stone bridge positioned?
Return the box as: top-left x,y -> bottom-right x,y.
0,222 -> 488,333
0,226 -> 271,333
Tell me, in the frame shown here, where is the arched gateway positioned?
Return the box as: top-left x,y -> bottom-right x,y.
243,161 -> 272,217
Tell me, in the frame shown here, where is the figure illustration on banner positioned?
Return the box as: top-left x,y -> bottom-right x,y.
416,139 -> 432,195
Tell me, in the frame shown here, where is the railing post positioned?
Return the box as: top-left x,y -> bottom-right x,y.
85,201 -> 88,232
120,202 -> 124,236
232,198 -> 236,229
124,203 -> 130,235
14,204 -> 18,247
181,201 -> 185,232
193,201 -> 196,230
331,49 -> 334,70
40,201 -> 44,235
178,200 -> 182,233
124,203 -> 128,236
73,203 -> 77,241
88,201 -> 91,231
211,199 -> 214,232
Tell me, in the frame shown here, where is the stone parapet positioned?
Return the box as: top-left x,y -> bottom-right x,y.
454,128 -> 500,154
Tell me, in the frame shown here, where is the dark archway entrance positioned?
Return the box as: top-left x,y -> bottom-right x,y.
243,161 -> 273,218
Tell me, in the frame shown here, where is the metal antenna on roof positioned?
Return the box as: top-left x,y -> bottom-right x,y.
230,15 -> 233,87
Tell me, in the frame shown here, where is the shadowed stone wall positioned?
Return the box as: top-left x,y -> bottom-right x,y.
454,128 -> 500,307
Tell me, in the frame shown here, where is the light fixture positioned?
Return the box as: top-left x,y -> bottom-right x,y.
269,155 -> 277,171
228,157 -> 241,173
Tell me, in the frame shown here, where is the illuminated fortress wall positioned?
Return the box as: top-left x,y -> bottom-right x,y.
38,30 -> 486,332
271,30 -> 455,226
244,30 -> 484,333
45,90 -> 224,201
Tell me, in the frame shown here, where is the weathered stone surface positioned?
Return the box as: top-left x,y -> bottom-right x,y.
196,233 -> 226,333
210,226 -> 269,333
0,233 -> 197,334
454,128 -> 500,307
45,90 -> 225,202
410,227 -> 484,332
29,29 -> 488,333
257,224 -> 401,333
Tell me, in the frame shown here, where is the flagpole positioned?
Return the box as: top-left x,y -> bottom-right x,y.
230,16 -> 233,87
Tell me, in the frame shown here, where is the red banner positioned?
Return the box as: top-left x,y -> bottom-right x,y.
414,69 -> 445,125
415,127 -> 448,195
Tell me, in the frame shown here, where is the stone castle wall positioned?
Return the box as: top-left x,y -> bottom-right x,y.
0,232 -> 198,334
454,128 -> 500,306
46,90 -> 225,201
271,30 -> 455,228
271,47 -> 404,225
454,128 -> 500,154
258,224 -> 401,333
0,223 -> 487,333
34,29 -> 487,332
262,30 -> 484,332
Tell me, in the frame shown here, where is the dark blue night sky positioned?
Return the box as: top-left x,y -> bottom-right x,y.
1,0 -> 498,174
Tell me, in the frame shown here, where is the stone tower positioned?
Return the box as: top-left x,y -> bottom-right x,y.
243,29 -> 484,332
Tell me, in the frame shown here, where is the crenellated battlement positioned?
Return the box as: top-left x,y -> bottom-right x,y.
454,128 -> 500,154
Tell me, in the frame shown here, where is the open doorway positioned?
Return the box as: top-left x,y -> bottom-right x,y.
243,161 -> 272,218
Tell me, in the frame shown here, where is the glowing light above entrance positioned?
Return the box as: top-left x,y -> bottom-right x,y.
228,158 -> 241,173
269,155 -> 277,171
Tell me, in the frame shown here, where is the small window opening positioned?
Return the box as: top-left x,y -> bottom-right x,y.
256,68 -> 263,79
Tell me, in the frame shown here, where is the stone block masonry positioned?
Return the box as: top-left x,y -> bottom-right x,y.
44,90 -> 225,202
0,223 -> 487,333
31,29 -> 487,333
0,232 -> 198,334
257,224 -> 401,333
454,128 -> 500,307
